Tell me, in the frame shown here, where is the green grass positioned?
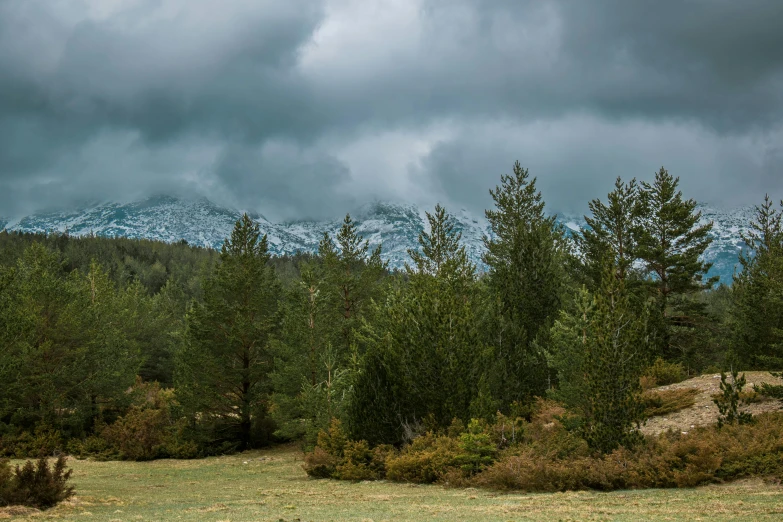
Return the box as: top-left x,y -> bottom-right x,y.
6,445 -> 783,521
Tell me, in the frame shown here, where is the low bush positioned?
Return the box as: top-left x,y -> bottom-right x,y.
644,358 -> 688,386
0,425 -> 64,459
385,432 -> 461,483
335,440 -> 389,481
474,412 -> 783,492
72,380 -> 198,461
303,419 -> 392,481
303,447 -> 339,478
642,388 -> 699,417
0,456 -> 74,510
754,372 -> 783,401
66,435 -> 120,461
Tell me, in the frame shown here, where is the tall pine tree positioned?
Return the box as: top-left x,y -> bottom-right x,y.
582,263 -> 648,453
319,214 -> 386,362
482,161 -> 567,406
731,195 -> 783,369
349,205 -> 480,444
578,177 -> 641,286
176,214 -> 281,449
636,167 -> 715,361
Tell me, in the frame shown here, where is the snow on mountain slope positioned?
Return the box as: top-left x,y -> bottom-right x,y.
1,196 -> 753,283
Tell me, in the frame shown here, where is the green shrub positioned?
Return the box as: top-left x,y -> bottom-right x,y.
335,440 -> 377,481
0,425 -> 64,458
88,380 -> 199,461
385,432 -> 460,483
303,419 -> 352,479
755,372 -> 783,401
315,419 -> 347,459
65,435 -> 120,461
0,456 -> 74,509
714,370 -> 753,428
0,460 -> 12,503
101,407 -> 169,461
644,358 -> 687,386
453,419 -> 497,475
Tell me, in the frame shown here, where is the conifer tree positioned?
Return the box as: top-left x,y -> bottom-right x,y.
176,214 -> 281,449
578,177 -> 641,286
636,167 -> 716,360
0,245 -> 141,435
408,204 -> 472,280
269,259 -> 341,443
582,263 -> 648,453
482,161 -> 567,406
731,195 -> 783,369
320,215 -> 386,361
349,205 -> 479,444
548,286 -> 594,411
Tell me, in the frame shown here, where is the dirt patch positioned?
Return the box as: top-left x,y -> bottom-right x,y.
640,371 -> 783,436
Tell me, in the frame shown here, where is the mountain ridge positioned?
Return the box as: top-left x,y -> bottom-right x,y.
0,195 -> 752,284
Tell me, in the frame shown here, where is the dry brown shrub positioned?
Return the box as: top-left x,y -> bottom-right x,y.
472,412 -> 783,492
640,375 -> 657,391
302,447 -> 338,478
642,388 -> 699,417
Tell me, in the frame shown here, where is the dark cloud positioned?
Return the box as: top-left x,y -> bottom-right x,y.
1,0 -> 782,220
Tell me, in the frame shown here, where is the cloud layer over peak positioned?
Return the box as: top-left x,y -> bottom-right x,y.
2,0 -> 782,220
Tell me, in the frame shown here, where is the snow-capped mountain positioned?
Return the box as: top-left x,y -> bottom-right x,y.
0,196 -> 753,284
0,196 -> 490,272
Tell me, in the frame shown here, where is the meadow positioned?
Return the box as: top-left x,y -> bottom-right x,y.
4,445 -> 782,522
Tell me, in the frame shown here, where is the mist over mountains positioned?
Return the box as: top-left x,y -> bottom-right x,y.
0,195 -> 751,284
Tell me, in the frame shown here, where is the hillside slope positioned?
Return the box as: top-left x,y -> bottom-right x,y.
641,372 -> 783,436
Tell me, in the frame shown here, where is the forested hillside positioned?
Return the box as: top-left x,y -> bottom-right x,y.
2,165 -> 782,492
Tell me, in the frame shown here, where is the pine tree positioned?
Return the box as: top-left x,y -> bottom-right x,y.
731,195 -> 783,369
176,214 -> 281,449
482,161 -> 567,406
269,259 -> 340,443
636,167 -> 716,360
548,286 -> 594,412
349,205 -> 480,444
0,245 -> 89,431
408,204 -> 473,280
320,214 -> 386,362
582,263 -> 648,453
578,177 -> 641,286
0,245 -> 141,435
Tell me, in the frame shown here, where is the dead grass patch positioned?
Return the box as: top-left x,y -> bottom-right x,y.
643,388 -> 700,417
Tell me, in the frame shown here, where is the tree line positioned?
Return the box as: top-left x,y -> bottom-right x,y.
1,164 -> 781,458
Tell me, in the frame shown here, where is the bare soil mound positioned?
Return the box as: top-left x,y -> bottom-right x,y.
641,371 -> 783,436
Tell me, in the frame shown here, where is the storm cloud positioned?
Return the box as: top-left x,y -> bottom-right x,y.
1,0 -> 782,220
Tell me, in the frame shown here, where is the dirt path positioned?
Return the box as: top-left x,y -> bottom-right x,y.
641,371 -> 783,436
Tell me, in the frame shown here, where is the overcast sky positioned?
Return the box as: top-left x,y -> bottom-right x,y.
1,0 -> 782,221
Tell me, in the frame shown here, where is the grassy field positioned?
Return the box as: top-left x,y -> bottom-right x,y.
4,445 -> 783,522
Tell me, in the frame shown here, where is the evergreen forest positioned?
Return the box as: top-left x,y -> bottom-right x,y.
2,165 -> 783,491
